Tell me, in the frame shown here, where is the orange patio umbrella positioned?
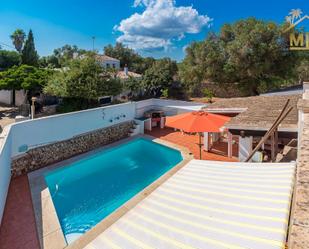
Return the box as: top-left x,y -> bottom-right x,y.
165,111 -> 231,159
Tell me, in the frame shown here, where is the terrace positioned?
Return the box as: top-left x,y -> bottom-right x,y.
145,127 -> 238,161
0,91 -> 308,249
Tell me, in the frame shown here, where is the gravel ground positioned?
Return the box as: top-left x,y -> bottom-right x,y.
0,106 -> 18,133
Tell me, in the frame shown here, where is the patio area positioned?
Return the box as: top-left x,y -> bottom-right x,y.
0,176 -> 40,249
146,127 -> 238,162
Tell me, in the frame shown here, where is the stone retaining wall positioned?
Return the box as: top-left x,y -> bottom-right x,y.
11,120 -> 134,177
288,93 -> 309,248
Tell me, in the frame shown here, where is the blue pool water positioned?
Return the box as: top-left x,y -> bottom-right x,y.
45,138 -> 182,243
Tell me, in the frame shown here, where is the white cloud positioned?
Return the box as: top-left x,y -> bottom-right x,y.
133,0 -> 153,7
114,0 -> 212,51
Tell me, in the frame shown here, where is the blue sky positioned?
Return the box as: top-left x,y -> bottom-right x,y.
0,0 -> 308,61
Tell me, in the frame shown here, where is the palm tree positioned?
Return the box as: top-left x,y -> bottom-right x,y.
289,9 -> 303,24
293,9 -> 303,19
10,29 -> 26,53
285,16 -> 292,24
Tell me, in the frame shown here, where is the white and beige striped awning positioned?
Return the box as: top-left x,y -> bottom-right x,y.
85,160 -> 296,249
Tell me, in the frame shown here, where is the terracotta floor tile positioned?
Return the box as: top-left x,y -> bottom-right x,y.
146,127 -> 238,162
0,176 -> 40,249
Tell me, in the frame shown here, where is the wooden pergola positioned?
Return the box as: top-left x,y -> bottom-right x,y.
245,99 -> 293,162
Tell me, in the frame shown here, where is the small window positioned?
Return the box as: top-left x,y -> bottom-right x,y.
112,64 -> 116,68
106,63 -> 110,68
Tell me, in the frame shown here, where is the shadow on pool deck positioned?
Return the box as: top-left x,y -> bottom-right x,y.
0,175 -> 40,249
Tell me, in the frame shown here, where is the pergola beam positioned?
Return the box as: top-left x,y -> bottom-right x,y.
245,99 -> 292,162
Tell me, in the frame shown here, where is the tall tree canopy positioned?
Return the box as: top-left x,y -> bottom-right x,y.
44,56 -> 122,102
10,29 -> 26,53
0,65 -> 50,91
21,30 -> 39,66
39,55 -> 61,68
53,44 -> 87,66
296,52 -> 309,83
0,50 -> 21,70
141,58 -> 178,97
180,18 -> 298,96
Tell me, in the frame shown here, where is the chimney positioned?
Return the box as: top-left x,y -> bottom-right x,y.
124,64 -> 128,76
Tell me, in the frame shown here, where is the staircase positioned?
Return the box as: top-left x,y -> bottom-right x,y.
276,139 -> 298,162
129,122 -> 141,137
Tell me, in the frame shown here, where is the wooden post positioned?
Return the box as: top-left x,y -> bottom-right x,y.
31,97 -> 37,119
228,131 -> 233,158
245,105 -> 293,162
274,129 -> 278,157
271,132 -> 275,162
199,132 -> 202,160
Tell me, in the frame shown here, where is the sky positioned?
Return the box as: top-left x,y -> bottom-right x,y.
0,0 -> 308,61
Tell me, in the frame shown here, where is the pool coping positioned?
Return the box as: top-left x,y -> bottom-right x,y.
28,134 -> 193,249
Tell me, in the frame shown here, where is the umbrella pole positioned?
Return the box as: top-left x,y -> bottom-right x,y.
199,132 -> 202,160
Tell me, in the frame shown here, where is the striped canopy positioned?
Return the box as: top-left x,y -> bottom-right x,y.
85,160 -> 295,249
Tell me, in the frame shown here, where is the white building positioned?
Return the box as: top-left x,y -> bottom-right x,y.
95,55 -> 120,70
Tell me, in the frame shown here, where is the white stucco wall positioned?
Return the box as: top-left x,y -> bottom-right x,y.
10,102 -> 135,157
15,90 -> 27,106
135,99 -> 205,118
0,90 -> 27,106
0,90 -> 12,105
102,60 -> 120,69
0,127 -> 12,225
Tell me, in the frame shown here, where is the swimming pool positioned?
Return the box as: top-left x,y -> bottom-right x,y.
44,138 -> 183,243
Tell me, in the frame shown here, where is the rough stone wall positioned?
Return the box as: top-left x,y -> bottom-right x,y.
288,99 -> 309,248
11,121 -> 134,177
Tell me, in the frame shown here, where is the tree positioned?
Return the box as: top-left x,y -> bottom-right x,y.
53,44 -> 87,66
180,18 -> 297,96
132,57 -> 156,74
104,43 -> 142,69
0,65 -> 51,105
141,58 -> 177,97
10,29 -> 26,53
179,38 -> 225,96
39,55 -> 61,68
0,50 -> 21,70
44,56 -> 122,109
296,53 -> 309,82
123,76 -> 143,99
21,30 -> 39,66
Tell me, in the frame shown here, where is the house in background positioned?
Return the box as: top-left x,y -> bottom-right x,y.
95,54 -> 120,69
95,54 -> 142,80
116,68 -> 142,80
